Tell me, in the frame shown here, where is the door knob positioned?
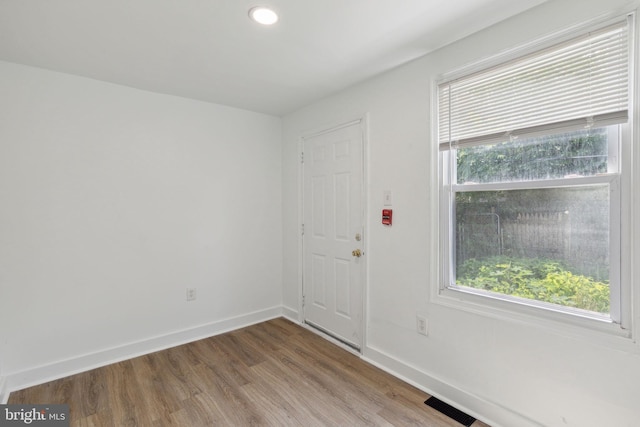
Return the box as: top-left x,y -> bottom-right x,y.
352,249 -> 362,258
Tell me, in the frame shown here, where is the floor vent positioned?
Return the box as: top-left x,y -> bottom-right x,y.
424,396 -> 476,426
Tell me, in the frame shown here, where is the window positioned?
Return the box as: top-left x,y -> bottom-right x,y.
438,17 -> 632,325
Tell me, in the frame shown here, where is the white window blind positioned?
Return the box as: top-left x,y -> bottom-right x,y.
439,20 -> 630,150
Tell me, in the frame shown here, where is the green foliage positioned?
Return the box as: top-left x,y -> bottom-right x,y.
457,129 -> 608,184
457,256 -> 609,313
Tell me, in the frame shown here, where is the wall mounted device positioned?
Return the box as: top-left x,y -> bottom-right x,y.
382,209 -> 393,226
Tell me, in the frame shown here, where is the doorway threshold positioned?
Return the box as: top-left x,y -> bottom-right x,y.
304,320 -> 361,353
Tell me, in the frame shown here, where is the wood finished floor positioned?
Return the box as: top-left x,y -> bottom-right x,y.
9,318 -> 490,426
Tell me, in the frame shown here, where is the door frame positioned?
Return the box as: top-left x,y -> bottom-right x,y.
297,114 -> 369,352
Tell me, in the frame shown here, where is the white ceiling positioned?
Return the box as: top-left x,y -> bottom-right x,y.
0,0 -> 547,116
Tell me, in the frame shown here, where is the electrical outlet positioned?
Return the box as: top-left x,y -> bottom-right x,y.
186,288 -> 197,301
416,315 -> 428,336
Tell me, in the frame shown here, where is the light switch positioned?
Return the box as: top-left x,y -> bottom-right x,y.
383,190 -> 392,206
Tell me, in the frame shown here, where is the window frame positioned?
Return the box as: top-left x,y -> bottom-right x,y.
433,14 -> 635,339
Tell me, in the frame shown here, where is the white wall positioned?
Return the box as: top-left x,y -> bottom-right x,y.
282,1 -> 640,426
0,60 -> 283,390
0,365 -> 5,404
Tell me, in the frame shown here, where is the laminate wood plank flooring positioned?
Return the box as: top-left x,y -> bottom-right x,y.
9,318 -> 491,426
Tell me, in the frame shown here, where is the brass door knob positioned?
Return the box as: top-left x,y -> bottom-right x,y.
352,249 -> 362,258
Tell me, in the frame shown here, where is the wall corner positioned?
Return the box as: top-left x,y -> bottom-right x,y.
0,375 -> 8,404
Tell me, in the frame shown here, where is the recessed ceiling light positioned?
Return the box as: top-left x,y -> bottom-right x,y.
249,6 -> 278,25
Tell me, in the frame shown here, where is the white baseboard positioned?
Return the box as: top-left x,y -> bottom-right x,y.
0,376 -> 8,404
362,345 -> 543,427
5,306 -> 283,396
281,305 -> 299,323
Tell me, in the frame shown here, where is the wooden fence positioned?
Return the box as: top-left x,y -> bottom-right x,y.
503,211 -> 571,259
457,210 -> 608,278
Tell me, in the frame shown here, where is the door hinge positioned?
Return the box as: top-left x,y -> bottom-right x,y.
301,223 -> 305,235
302,295 -> 306,307
300,151 -> 304,164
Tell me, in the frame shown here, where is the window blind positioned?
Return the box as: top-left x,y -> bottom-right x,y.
439,19 -> 630,150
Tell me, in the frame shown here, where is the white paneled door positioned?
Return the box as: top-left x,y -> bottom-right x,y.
302,120 -> 364,350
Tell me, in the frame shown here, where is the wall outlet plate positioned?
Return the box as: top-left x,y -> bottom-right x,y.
186,288 -> 197,301
416,315 -> 428,336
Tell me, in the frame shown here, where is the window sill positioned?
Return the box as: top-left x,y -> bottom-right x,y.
432,285 -> 637,352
